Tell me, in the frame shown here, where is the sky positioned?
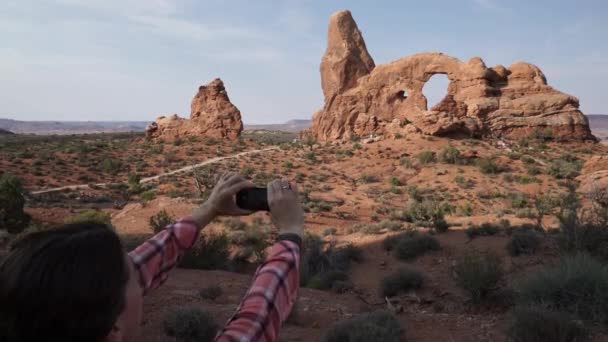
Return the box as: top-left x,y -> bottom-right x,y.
1,0 -> 607,124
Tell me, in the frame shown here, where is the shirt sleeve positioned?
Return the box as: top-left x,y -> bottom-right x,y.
127,217 -> 199,295
215,240 -> 300,342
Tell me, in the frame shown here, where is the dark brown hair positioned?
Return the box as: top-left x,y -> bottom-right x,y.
0,222 -> 128,342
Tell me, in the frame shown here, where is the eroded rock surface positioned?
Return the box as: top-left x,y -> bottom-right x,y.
305,10 -> 596,142
147,78 -> 243,140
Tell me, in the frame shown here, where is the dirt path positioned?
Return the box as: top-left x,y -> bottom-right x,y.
30,147 -> 279,195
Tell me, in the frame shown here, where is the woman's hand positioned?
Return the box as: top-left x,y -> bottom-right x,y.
268,179 -> 304,237
205,172 -> 255,217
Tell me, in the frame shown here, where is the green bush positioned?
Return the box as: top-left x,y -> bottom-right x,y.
476,157 -> 504,174
453,251 -> 504,303
398,199 -> 451,232
0,173 -> 31,234
439,145 -> 463,164
320,310 -> 402,342
300,234 -> 363,290
199,285 -> 223,301
380,267 -> 423,297
517,254 -> 608,324
548,154 -> 582,179
179,233 -> 231,270
163,306 -> 218,342
66,210 -> 112,226
149,209 -> 174,234
507,229 -> 541,256
416,151 -> 436,165
395,234 -> 440,260
101,158 -> 122,174
505,305 -> 588,342
140,190 -> 156,204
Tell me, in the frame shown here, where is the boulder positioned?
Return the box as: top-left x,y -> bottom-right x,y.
577,156 -> 608,194
304,10 -> 596,143
147,78 -> 243,140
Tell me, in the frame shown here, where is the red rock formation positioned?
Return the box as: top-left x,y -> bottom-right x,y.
147,78 -> 243,140
304,10 -> 596,142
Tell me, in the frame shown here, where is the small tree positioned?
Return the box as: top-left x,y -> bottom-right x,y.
304,135 -> 316,151
0,173 -> 31,234
193,166 -> 217,200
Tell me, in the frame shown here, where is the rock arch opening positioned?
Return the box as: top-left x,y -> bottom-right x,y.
422,73 -> 450,111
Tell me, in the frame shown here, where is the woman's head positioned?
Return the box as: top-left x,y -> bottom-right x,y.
0,222 -> 142,342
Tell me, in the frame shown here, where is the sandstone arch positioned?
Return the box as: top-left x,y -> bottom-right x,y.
305,10 -> 596,142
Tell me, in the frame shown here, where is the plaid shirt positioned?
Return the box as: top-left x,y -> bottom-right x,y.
128,217 -> 300,342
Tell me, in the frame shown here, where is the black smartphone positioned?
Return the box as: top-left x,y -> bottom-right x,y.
236,187 -> 270,211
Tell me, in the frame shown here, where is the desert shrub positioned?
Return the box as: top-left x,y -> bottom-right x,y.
517,254 -> 608,324
400,157 -> 413,168
101,158 -> 122,174
453,251 -> 504,303
199,285 -> 223,301
359,174 -> 379,183
416,151 -> 436,164
319,310 -> 402,342
0,173 -> 31,234
138,190 -> 155,205
229,223 -> 271,264
476,157 -> 504,174
556,189 -> 608,260
179,233 -> 231,270
507,229 -> 541,256
66,210 -> 112,226
456,201 -> 473,216
388,176 -> 402,187
505,305 -> 588,342
439,145 -> 463,164
548,154 -> 582,179
382,231 -> 417,251
323,227 -> 338,236
380,267 -> 423,297
465,222 -> 501,239
398,199 -> 451,232
395,234 -> 440,260
149,209 -> 174,234
300,234 -> 362,290
163,306 -> 218,342
351,220 -> 402,235
509,192 -> 529,209
223,218 -> 247,231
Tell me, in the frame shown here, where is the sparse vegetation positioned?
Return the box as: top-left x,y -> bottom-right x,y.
149,209 -> 174,234
465,222 -> 502,239
439,145 -> 464,164
66,210 -> 112,226
179,232 -> 231,270
476,157 -> 504,174
300,234 -> 362,291
507,229 -> 541,256
548,154 -> 582,179
517,254 -> 608,325
380,267 -> 423,297
320,310 -> 402,342
453,250 -> 504,303
0,173 -> 31,234
163,306 -> 218,342
505,305 -> 588,342
393,234 -> 440,260
416,150 -> 436,164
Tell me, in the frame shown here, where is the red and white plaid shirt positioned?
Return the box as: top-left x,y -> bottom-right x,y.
128,217 -> 300,342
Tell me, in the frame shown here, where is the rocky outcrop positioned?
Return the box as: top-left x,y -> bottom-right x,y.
147,78 -> 243,140
304,10 -> 596,142
577,156 -> 608,194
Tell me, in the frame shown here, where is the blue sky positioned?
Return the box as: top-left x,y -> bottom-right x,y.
1,0 -> 607,123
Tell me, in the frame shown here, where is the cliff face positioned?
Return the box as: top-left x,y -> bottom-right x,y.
305,10 -> 596,142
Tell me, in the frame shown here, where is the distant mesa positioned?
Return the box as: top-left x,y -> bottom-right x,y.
146,78 -> 243,140
0,128 -> 14,135
304,10 -> 596,142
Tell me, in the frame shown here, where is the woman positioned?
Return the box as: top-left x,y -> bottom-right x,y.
0,173 -> 304,342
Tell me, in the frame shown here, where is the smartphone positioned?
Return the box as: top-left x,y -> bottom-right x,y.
236,187 -> 270,211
